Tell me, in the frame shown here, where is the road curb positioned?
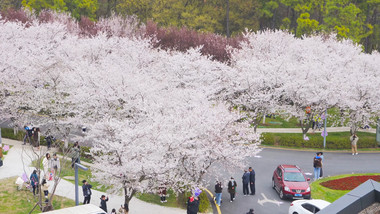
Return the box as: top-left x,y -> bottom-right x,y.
203,188 -> 221,214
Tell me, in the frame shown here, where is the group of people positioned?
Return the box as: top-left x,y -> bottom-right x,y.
23,125 -> 41,148
213,166 -> 256,208
28,152 -> 61,200
83,181 -> 128,214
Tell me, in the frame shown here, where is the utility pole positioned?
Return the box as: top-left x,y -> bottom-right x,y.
226,0 -> 230,38
323,108 -> 327,148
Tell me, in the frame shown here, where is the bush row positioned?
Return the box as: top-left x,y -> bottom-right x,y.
260,132 -> 378,149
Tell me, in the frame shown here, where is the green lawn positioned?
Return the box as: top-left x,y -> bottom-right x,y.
31,158 -> 109,192
136,189 -> 179,208
311,173 -> 380,202
260,131 -> 378,150
0,176 -> 74,214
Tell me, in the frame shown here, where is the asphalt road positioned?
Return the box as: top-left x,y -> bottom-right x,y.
207,148 -> 380,214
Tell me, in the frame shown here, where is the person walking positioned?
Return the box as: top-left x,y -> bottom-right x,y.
100,195 -> 109,212
214,181 -> 222,206
242,169 -> 250,196
249,166 -> 256,195
317,152 -> 324,178
41,178 -> 50,200
51,153 -> 60,175
227,177 -> 237,202
82,180 -> 92,204
313,154 -> 322,181
32,127 -> 40,148
187,190 -> 201,214
23,125 -> 33,145
45,135 -> 54,150
350,134 -> 359,155
30,170 -> 39,196
70,142 -> 80,168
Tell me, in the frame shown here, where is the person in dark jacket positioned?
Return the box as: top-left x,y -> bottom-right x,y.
227,177 -> 237,202
100,195 -> 109,212
82,180 -> 92,204
30,169 -> 39,195
187,195 -> 200,214
249,166 -> 256,195
242,169 -> 250,196
214,181 -> 223,206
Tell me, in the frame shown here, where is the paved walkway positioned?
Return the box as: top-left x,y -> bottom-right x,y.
257,127 -> 376,133
0,138 -> 185,214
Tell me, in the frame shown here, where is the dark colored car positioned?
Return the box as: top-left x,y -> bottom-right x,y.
272,165 -> 311,200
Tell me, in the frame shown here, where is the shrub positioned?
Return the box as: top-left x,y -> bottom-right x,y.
178,190 -> 210,213
1,127 -> 24,141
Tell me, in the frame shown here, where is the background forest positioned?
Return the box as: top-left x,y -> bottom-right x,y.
0,0 -> 379,53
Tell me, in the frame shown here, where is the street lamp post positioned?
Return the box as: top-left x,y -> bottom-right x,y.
323,108 -> 327,148
75,163 -> 88,206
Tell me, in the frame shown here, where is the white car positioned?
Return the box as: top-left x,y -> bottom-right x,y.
288,199 -> 331,214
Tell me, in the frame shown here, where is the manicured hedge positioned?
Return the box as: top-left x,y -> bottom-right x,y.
260,132 -> 378,149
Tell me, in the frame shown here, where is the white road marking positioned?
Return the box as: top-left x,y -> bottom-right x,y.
304,172 -> 312,175
254,155 -> 262,158
257,193 -> 283,206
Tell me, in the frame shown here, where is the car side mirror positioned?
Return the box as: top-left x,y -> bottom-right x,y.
307,178 -> 310,181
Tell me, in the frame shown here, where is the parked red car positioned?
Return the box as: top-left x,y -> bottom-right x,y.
272,165 -> 311,200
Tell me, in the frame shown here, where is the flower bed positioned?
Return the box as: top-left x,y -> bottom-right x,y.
320,175 -> 380,190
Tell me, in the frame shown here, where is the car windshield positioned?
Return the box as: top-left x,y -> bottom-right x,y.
284,172 -> 306,182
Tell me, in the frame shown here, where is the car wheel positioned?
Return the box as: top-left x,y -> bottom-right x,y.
293,212 -> 298,214
272,178 -> 275,189
279,189 -> 284,199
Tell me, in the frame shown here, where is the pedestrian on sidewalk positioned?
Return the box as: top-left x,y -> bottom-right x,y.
187,188 -> 201,214
100,195 -> 109,212
214,180 -> 222,206
70,142 -> 80,168
32,127 -> 40,148
313,154 -> 322,181
23,125 -> 33,145
350,134 -> 359,155
41,178 -> 50,199
228,177 -> 237,202
249,166 -> 256,195
242,169 -> 250,196
30,170 -> 39,195
51,153 -> 60,175
317,152 -> 324,178
82,180 -> 92,204
119,203 -> 129,214
111,208 -> 117,214
42,153 -> 52,179
45,134 -> 54,150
